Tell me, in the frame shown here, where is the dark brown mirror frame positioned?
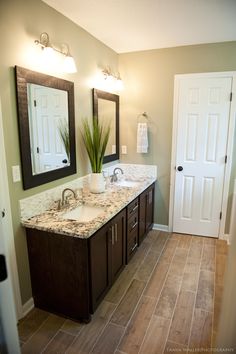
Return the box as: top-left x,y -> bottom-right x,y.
15,66 -> 76,190
92,88 -> 119,163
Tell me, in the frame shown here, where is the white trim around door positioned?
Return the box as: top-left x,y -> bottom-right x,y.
169,71 -> 236,238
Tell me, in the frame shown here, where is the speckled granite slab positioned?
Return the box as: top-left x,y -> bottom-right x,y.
20,164 -> 157,239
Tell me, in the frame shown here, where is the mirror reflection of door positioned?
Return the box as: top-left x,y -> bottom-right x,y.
27,84 -> 70,175
98,99 -> 116,155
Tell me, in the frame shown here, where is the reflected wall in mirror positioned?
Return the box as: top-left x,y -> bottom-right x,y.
15,66 -> 76,189
92,89 -> 119,163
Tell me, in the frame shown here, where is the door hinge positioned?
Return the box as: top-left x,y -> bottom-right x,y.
34,99 -> 37,107
225,155 -> 228,164
220,211 -> 222,220
230,92 -> 233,102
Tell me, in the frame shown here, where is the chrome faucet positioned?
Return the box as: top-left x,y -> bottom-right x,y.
61,188 -> 76,206
110,167 -> 124,182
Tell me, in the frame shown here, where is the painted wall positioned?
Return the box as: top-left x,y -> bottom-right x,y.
119,42 -> 236,227
0,0 -> 118,304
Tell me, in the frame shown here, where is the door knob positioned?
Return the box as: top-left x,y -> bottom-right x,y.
177,166 -> 183,172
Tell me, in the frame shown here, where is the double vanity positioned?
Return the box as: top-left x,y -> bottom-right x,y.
20,164 -> 156,322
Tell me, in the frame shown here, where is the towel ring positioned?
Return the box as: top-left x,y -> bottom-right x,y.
137,112 -> 149,122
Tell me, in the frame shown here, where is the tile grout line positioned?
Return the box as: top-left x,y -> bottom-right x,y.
20,313 -> 54,348
112,231 -> 170,354
41,329 -> 68,354
160,235 -> 195,353
186,237 -> 207,350
137,234 -> 189,353
211,239 -> 218,348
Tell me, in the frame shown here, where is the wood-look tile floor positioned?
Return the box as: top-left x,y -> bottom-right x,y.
18,231 -> 228,354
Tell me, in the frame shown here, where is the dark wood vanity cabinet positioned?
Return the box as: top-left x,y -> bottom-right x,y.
26,183 -> 155,322
89,209 -> 126,312
139,183 -> 155,245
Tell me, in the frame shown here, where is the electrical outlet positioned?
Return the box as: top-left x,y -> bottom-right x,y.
121,145 -> 127,154
12,165 -> 21,182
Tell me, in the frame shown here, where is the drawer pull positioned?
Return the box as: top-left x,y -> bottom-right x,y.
131,243 -> 138,252
111,226 -> 115,245
131,221 -> 138,230
131,204 -> 138,213
115,223 -> 118,242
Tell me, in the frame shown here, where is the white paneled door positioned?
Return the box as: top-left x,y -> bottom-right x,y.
173,77 -> 232,237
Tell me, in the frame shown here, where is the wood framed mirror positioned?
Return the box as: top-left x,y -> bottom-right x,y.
15,66 -> 76,189
92,89 -> 119,163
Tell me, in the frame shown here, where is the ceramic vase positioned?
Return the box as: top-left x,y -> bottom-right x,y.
90,173 -> 105,193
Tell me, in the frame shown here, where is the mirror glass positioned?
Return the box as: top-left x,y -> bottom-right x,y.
27,84 -> 70,175
15,66 -> 76,189
98,99 -> 116,155
93,89 -> 119,163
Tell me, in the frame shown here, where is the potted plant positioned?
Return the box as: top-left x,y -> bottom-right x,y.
81,117 -> 110,193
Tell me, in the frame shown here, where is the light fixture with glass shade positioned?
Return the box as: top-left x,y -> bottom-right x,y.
102,67 -> 124,91
35,32 -> 77,73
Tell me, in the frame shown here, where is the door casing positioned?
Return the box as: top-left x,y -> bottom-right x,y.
169,71 -> 236,239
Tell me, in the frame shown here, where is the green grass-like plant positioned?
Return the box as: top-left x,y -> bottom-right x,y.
81,118 -> 110,173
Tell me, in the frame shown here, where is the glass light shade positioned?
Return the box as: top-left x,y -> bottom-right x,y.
63,55 -> 77,73
42,46 -> 54,58
116,78 -> 124,91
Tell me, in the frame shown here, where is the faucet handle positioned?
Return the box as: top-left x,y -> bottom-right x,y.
56,199 -> 61,210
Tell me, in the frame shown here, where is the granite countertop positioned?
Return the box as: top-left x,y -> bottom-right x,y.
22,177 -> 156,239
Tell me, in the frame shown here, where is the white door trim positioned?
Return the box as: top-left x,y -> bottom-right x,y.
0,99 -> 23,319
169,71 -> 236,238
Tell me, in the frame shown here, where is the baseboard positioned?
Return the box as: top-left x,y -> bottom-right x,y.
219,233 -> 230,245
153,224 -> 169,232
22,297 -> 34,317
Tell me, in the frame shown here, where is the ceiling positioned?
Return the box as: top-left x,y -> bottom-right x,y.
42,0 -> 236,53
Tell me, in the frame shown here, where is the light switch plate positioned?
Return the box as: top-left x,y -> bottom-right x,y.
121,145 -> 127,154
12,165 -> 21,182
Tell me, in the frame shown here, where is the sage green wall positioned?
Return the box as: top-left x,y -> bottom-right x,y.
119,42 -> 236,227
0,0 -> 118,304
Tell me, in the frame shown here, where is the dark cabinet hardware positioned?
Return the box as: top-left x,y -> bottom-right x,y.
177,166 -> 183,171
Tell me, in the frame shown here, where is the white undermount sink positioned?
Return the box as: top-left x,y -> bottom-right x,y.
62,204 -> 104,222
116,180 -> 140,188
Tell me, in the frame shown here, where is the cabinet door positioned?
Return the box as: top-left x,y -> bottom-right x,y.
26,229 -> 53,308
89,223 -> 111,312
146,185 -> 154,232
139,183 -> 155,245
111,209 -> 126,281
139,191 -> 147,245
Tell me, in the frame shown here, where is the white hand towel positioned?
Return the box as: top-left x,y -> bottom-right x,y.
137,123 -> 148,153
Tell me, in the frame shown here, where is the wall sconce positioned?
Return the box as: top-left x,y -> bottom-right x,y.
102,67 -> 124,91
34,32 -> 77,73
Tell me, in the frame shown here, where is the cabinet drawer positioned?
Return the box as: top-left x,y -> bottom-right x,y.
127,228 -> 138,262
127,198 -> 139,218
127,212 -> 138,234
